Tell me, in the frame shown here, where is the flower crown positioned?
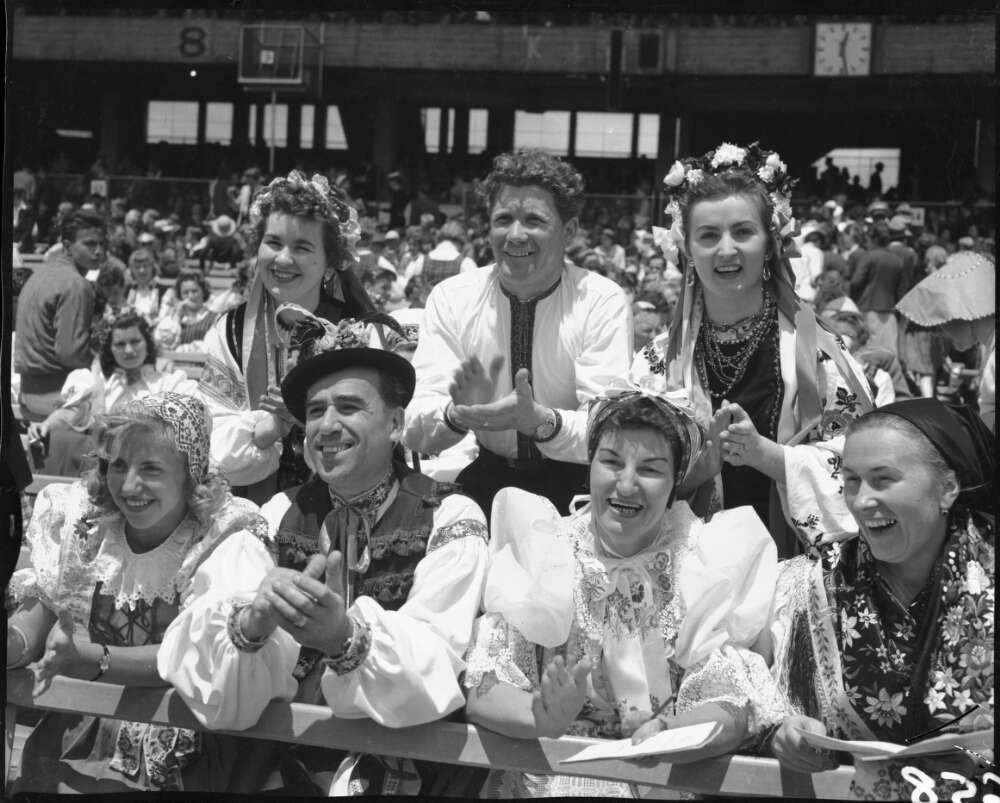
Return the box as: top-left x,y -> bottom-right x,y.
275,303 -> 411,369
653,142 -> 798,265
250,170 -> 362,263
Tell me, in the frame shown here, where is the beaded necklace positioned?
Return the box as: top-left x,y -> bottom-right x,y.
697,290 -> 777,399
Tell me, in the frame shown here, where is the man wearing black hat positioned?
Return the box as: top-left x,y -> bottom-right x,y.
163,311 -> 489,793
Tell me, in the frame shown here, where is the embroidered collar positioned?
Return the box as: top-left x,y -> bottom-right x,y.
328,469 -> 397,517
498,275 -> 562,305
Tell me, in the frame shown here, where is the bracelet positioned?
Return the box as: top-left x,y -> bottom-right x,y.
6,624 -> 30,669
227,602 -> 269,653
91,643 -> 111,682
322,614 -> 371,676
443,402 -> 469,435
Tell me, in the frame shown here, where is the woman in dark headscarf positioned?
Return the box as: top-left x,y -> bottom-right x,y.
763,399 -> 994,799
195,171 -> 376,503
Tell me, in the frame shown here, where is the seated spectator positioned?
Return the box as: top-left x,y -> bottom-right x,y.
125,247 -> 163,327
94,263 -> 128,321
403,219 -> 477,288
7,393 -> 269,793
160,311 -> 489,795
154,270 -> 218,350
813,265 -> 859,317
595,227 -> 626,272
207,261 -> 254,315
828,311 -> 898,406
465,390 -> 783,796
765,400 -> 994,799
632,303 -> 668,354
362,265 -> 398,312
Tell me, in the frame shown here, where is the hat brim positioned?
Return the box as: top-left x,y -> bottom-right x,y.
280,347 -> 416,424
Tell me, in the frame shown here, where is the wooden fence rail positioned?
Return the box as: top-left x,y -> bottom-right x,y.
4,671 -> 856,798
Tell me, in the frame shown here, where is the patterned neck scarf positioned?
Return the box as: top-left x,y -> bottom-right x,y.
321,468 -> 396,604
830,509 -> 994,741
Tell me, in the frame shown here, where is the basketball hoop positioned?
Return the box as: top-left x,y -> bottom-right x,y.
238,23 -> 324,171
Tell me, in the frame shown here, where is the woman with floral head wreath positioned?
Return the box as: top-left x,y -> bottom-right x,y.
195,171 -> 376,504
463,385 -> 784,797
632,143 -> 873,557
7,392 -> 278,793
761,399 -> 994,799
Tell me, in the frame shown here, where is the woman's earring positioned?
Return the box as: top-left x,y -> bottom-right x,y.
763,260 -> 772,282
686,259 -> 696,286
939,505 -> 950,517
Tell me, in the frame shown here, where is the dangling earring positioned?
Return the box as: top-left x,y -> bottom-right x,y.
939,505 -> 949,517
686,258 -> 696,286
763,259 -> 772,282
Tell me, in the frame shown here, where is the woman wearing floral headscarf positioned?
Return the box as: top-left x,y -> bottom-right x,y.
6,392 -> 279,793
632,143 -> 873,557
196,171 -> 376,503
763,399 -> 994,799
464,386 -> 784,798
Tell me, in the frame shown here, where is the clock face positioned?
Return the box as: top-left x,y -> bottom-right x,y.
814,22 -> 872,76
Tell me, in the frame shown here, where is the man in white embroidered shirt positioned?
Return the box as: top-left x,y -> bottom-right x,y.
159,310 -> 489,794
403,149 -> 633,514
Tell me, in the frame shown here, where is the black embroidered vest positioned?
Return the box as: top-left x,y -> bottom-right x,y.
274,462 -> 457,683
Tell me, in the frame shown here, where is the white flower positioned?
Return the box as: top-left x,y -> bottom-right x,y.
757,165 -> 776,183
841,611 -> 861,647
962,560 -> 988,595
664,199 -> 681,218
771,193 -> 793,221
686,169 -> 705,186
924,688 -> 947,714
663,161 -> 687,187
710,143 -> 746,168
952,688 -> 975,712
766,151 -> 787,173
864,688 -> 906,727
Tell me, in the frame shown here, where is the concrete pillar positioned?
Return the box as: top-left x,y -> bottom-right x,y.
372,96 -> 399,203
98,88 -> 121,164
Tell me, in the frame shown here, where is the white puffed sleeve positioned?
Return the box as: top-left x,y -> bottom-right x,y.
195,317 -> 283,486
157,531 -> 299,731
779,343 -> 871,549
319,493 -> 489,727
57,366 -> 103,430
672,506 -> 785,734
153,312 -> 181,350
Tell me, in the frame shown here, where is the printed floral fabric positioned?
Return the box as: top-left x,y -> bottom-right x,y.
829,512 -> 995,741
769,512 -> 994,800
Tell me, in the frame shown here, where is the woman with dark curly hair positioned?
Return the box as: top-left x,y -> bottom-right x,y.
154,269 -> 218,350
403,149 -> 633,515
196,171 -> 377,503
7,392 -> 275,793
631,143 -> 874,557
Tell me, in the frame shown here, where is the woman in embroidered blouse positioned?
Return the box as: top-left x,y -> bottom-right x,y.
631,143 -> 873,558
6,392 -> 273,793
763,399 -> 994,799
125,247 -> 161,327
153,269 -> 219,351
464,388 -> 785,798
195,170 -> 376,502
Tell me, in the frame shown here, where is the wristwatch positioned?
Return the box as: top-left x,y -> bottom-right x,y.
91,644 -> 111,682
532,407 -> 561,443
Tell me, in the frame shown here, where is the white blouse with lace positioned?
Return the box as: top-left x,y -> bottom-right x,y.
465,487 -> 786,797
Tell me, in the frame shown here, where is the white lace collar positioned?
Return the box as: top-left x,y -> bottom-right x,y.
92,514 -> 200,610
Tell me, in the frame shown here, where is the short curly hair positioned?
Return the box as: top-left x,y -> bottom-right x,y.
249,173 -> 351,274
98,311 -> 158,378
84,416 -> 228,527
478,148 -> 585,222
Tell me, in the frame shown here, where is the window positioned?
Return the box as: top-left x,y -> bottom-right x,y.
514,110 -> 570,156
248,104 -> 257,144
262,103 -> 288,147
300,104 -> 314,149
637,114 -> 659,159
575,112 -> 633,158
812,148 -> 901,195
147,101 -> 198,144
422,107 -> 455,154
468,108 -> 489,154
205,102 -> 233,146
325,105 -> 347,150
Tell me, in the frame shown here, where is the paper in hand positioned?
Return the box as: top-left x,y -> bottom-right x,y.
560,721 -> 722,764
794,727 -> 994,762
